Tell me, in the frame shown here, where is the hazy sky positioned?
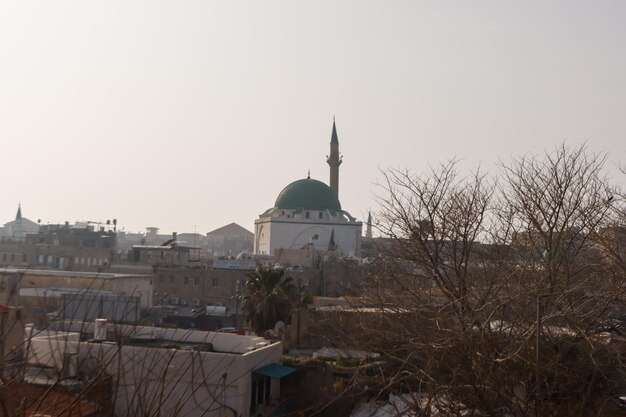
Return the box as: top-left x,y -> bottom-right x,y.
1,1 -> 625,235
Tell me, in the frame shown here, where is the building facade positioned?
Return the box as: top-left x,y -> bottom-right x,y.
254,121 -> 362,256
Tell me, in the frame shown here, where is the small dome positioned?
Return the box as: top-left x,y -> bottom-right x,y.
274,178 -> 341,211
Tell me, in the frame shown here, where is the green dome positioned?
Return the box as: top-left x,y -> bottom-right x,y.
275,178 -> 342,211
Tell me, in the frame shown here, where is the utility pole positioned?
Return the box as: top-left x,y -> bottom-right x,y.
297,277 -> 302,348
234,280 -> 241,330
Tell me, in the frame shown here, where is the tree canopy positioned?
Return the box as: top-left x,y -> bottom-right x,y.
242,266 -> 311,335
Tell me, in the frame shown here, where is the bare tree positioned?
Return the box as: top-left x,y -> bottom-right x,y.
338,144 -> 625,417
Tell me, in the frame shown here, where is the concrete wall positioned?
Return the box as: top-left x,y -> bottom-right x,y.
27,325 -> 283,417
255,219 -> 362,257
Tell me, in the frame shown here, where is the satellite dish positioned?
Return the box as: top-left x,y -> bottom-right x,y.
274,321 -> 285,336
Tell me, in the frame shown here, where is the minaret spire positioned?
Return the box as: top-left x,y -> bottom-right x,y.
328,229 -> 337,251
16,203 -> 22,221
326,118 -> 342,196
366,211 -> 373,238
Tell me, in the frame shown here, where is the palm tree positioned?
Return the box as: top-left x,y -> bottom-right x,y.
241,267 -> 309,335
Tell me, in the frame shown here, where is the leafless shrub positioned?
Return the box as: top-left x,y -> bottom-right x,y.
343,144 -> 626,417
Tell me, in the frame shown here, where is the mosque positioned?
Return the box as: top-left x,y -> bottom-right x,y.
254,120 -> 363,257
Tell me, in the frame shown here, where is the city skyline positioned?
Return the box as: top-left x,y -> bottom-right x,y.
1,1 -> 625,234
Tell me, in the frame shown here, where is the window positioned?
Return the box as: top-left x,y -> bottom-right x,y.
212,278 -> 218,288
184,276 -> 189,285
2,254 -> 6,261
305,212 -> 310,219
319,212 -> 323,219
22,254 -> 27,262
159,275 -> 165,284
192,299 -> 200,306
169,275 -> 175,284
38,255 -> 44,263
194,276 -> 200,286
10,254 -> 14,261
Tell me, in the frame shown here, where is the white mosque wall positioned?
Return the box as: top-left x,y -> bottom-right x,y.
255,220 -> 362,257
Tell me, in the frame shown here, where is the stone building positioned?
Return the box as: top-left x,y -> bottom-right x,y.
0,268 -> 153,321
205,223 -> 253,257
0,222 -> 115,271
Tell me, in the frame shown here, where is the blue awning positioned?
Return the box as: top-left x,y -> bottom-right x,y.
254,363 -> 296,379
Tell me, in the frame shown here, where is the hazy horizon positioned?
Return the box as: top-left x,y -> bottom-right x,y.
1,1 -> 625,235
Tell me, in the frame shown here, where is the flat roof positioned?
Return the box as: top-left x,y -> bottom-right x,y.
0,267 -> 150,279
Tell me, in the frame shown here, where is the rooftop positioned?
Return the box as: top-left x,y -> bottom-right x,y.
0,267 -> 149,280
206,222 -> 253,238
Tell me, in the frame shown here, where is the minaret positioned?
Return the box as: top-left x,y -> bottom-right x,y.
366,211 -> 372,238
326,118 -> 342,196
16,203 -> 22,221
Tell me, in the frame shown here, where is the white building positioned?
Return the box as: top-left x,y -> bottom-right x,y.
254,120 -> 362,257
254,177 -> 362,256
1,204 -> 40,240
26,321 -> 291,417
